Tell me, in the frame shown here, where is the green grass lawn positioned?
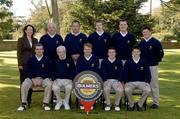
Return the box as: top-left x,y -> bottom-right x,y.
0,50 -> 180,119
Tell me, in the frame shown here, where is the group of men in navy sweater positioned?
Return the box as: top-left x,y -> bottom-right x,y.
17,19 -> 164,112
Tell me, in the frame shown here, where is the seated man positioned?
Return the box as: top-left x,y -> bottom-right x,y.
100,47 -> 124,111
76,43 -> 99,73
52,46 -> 75,110
76,43 -> 99,109
17,44 -> 52,111
124,46 -> 151,111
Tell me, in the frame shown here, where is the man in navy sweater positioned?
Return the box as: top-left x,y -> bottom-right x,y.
76,43 -> 99,109
39,22 -> 63,60
64,20 -> 87,64
124,46 -> 151,111
17,44 -> 52,111
52,46 -> 75,110
87,20 -> 111,66
139,26 -> 164,109
112,19 -> 136,65
76,43 -> 99,74
100,47 -> 124,111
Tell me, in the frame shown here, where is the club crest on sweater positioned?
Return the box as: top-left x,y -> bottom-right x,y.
149,45 -> 152,50
56,40 -> 59,44
67,63 -> 70,67
104,39 -> 107,43
42,64 -> 45,68
114,66 -> 118,70
80,38 -> 82,42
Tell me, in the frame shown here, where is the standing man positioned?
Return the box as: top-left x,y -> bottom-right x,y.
39,22 -> 63,60
64,20 -> 87,64
100,47 -> 124,111
112,19 -> 136,65
87,20 -> 111,65
52,46 -> 75,111
17,44 -> 52,111
139,26 -> 164,109
124,46 -> 151,111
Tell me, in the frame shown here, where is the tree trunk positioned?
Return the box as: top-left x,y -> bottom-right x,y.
51,0 -> 60,33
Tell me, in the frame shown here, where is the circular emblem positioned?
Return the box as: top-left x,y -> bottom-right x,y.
73,71 -> 103,102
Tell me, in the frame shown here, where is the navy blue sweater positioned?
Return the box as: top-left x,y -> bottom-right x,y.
87,32 -> 111,59
52,58 -> 75,80
124,58 -> 151,83
76,55 -> 99,74
138,37 -> 164,66
112,32 -> 136,60
64,33 -> 87,56
39,33 -> 63,60
100,58 -> 123,82
27,55 -> 50,79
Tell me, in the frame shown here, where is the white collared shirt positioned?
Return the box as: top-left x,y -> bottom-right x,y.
133,57 -> 140,64
84,54 -> 92,61
71,32 -> 80,36
59,55 -> 66,60
35,55 -> 43,61
120,31 -> 128,37
48,33 -> 56,38
27,38 -> 32,47
144,36 -> 152,42
108,58 -> 116,63
96,31 -> 104,36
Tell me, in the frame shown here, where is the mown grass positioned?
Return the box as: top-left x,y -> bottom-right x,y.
0,50 -> 180,119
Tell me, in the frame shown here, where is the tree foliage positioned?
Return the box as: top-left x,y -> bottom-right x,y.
69,0 -> 154,38
153,0 -> 180,41
0,0 -> 13,40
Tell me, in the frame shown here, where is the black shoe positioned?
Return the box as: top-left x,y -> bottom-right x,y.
129,105 -> 135,111
150,104 -> 159,109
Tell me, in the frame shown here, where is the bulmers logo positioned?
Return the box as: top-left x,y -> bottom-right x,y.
73,71 -> 103,102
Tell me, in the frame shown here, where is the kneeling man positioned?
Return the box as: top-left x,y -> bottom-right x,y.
100,47 -> 124,111
52,46 -> 75,110
124,46 -> 151,111
17,44 -> 52,111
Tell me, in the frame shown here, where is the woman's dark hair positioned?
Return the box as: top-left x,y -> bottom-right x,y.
23,24 -> 36,38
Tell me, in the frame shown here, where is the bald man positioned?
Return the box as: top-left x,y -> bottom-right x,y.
52,46 -> 75,110
40,22 -> 63,60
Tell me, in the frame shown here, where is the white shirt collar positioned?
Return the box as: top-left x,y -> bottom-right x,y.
84,54 -> 92,61
120,31 -> 128,37
144,36 -> 152,42
96,31 -> 104,36
59,56 -> 66,60
35,55 -> 43,61
71,32 -> 80,36
108,58 -> 116,63
133,57 -> 140,64
48,33 -> 56,38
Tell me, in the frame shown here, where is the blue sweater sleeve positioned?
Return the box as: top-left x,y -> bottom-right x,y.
94,57 -> 99,74
42,58 -> 51,79
118,61 -> 123,82
123,61 -> 129,84
27,58 -> 33,79
100,60 -> 106,81
144,60 -> 151,83
156,40 -> 164,62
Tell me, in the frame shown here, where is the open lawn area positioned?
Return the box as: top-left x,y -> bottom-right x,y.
0,50 -> 180,119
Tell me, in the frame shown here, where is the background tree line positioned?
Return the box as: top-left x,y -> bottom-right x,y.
1,0 -> 180,42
